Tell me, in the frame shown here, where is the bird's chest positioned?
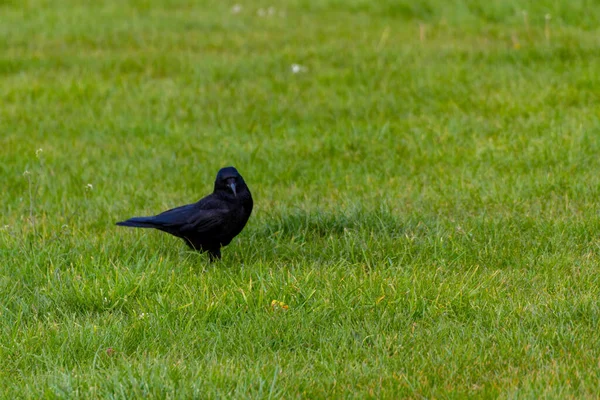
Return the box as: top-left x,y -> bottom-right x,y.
227,205 -> 250,229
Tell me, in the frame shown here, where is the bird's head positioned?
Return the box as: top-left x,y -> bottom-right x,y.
214,166 -> 248,198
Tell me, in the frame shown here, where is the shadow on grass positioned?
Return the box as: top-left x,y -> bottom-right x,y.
230,208 -> 436,266
259,208 -> 417,239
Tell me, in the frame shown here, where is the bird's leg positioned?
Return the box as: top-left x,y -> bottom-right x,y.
184,238 -> 220,261
183,237 -> 197,250
208,248 -> 221,261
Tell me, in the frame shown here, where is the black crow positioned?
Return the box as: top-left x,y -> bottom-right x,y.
116,166 -> 253,260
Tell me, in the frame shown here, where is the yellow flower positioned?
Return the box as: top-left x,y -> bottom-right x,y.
271,300 -> 289,311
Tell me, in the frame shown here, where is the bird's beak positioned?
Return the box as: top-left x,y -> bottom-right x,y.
229,182 -> 237,197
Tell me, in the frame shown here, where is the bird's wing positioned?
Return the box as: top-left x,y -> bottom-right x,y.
151,202 -> 230,233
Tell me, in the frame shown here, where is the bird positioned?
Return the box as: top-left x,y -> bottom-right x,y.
116,166 -> 253,260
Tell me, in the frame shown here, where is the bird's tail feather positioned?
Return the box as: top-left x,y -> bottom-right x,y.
116,217 -> 158,228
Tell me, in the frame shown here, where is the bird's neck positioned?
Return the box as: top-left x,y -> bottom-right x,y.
216,190 -> 251,204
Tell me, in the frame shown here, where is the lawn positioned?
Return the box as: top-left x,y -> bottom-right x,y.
2,0 -> 600,397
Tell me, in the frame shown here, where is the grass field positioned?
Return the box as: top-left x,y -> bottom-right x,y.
2,0 -> 600,397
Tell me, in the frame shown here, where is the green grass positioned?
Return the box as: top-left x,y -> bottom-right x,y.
2,0 -> 600,397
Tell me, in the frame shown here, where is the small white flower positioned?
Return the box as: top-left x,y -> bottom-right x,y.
86,183 -> 93,190
35,148 -> 43,157
23,170 -> 31,176
139,313 -> 146,319
291,64 -> 307,74
231,4 -> 242,14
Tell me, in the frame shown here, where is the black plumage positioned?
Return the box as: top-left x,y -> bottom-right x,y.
116,166 -> 253,260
